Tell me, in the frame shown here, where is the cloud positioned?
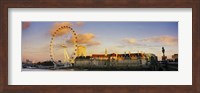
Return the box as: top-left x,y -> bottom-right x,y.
49,22 -> 99,47
76,22 -> 84,27
50,22 -> 85,37
87,41 -> 101,46
117,38 -> 140,49
122,38 -> 137,44
142,35 -> 178,46
50,22 -> 72,36
22,22 -> 31,30
68,33 -> 100,46
120,36 -> 177,48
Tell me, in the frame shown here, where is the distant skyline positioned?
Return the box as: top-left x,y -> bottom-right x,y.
22,22 -> 178,62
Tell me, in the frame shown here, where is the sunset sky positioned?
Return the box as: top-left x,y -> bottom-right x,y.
22,22 -> 178,62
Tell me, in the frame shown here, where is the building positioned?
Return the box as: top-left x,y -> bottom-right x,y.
91,53 -> 151,65
26,59 -> 32,64
92,54 -> 109,60
75,56 -> 92,67
172,54 -> 178,62
74,49 -> 158,67
76,45 -> 86,57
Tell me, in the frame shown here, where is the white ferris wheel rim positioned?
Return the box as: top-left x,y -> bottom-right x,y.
49,26 -> 78,63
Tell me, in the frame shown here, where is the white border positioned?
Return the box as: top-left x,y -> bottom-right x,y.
8,8 -> 192,85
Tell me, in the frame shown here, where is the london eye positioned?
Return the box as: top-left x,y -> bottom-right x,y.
49,26 -> 78,67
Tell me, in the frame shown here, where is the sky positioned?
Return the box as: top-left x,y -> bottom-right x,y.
22,22 -> 178,62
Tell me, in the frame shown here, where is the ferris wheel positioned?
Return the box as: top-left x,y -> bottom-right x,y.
49,26 -> 78,66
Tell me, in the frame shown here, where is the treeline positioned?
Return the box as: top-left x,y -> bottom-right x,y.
36,61 -> 54,66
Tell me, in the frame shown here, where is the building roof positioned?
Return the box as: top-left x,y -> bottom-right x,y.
92,54 -> 107,57
92,53 -> 146,57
